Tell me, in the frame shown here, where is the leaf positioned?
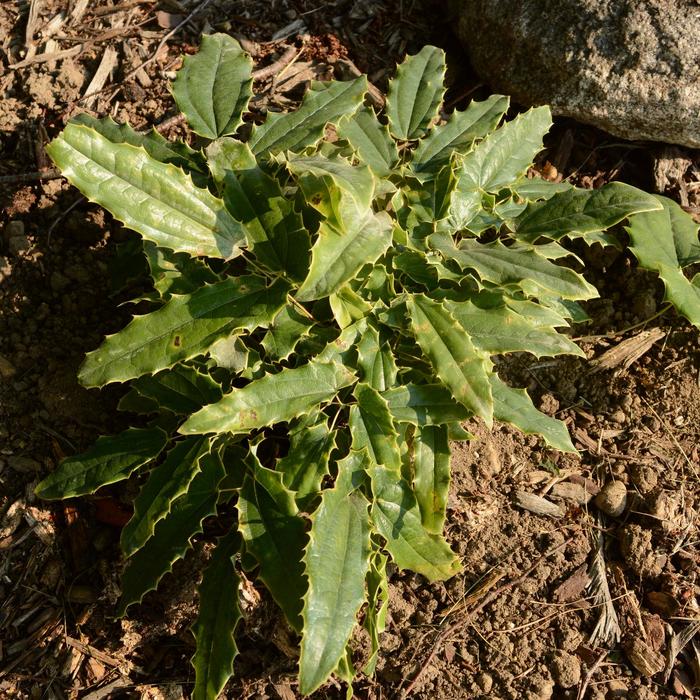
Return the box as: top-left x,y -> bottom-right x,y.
336,107 -> 398,177
172,33 -> 253,139
121,436 -> 211,557
386,45 -> 446,140
35,427 -> 167,500
238,471 -> 307,631
207,139 -> 310,280
356,324 -> 398,391
249,77 -> 367,156
412,425 -> 450,534
329,285 -> 371,329
349,383 -> 402,472
454,106 -> 552,193
261,304 -> 314,361
369,465 -> 461,581
511,177 -> 573,202
117,448 -> 226,615
277,415 -> 336,507
491,375 -> 576,453
515,182 -> 663,243
47,123 -> 245,259
296,210 -> 393,302
191,530 -> 243,700
410,94 -> 509,177
130,365 -> 222,414
299,489 -> 370,695
431,237 -> 598,301
626,197 -> 700,328
180,361 -> 355,435
381,383 -> 471,425
445,299 -> 584,358
363,548 -> 389,675
406,294 -> 493,424
79,276 -> 289,387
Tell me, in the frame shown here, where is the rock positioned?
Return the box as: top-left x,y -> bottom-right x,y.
624,638 -> 664,676
450,0 -> 700,147
525,676 -> 554,700
551,482 -> 592,505
606,679 -> 628,698
475,672 -> 493,694
630,464 -> 658,494
551,650 -> 581,688
594,480 -> 627,517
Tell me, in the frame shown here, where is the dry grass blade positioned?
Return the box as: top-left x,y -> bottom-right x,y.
664,619 -> 700,683
587,522 -> 621,646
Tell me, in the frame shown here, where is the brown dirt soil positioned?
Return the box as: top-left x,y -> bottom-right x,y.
1,2 -> 699,700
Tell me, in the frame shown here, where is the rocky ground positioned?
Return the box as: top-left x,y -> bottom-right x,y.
1,1 -> 698,699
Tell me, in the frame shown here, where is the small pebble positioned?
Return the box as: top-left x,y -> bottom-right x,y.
551,650 -> 581,688
594,480 -> 627,517
475,672 -> 493,694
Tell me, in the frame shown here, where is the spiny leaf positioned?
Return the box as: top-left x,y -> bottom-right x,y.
142,242 -> 221,299
626,197 -> 700,328
515,182 -> 663,243
249,77 -> 367,156
349,383 -> 402,472
172,33 -> 253,139
117,448 -> 226,616
369,465 -> 461,581
329,285 -> 371,329
386,45 -> 446,140
260,304 -> 314,361
445,298 -> 584,358
80,276 -> 289,387
356,324 -> 398,391
381,383 -> 471,425
180,361 -> 355,435
491,375 -> 576,453
336,107 -> 398,177
46,123 -> 245,259
412,425 -> 450,534
299,489 -> 370,696
363,547 -> 389,675
207,139 -> 310,280
410,94 -> 509,177
191,530 -> 243,700
406,294 -> 493,424
121,436 -> 211,557
35,427 -> 167,500
238,470 -> 306,631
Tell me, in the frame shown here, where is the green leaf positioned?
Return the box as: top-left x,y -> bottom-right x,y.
410,94 -> 509,177
515,182 -> 663,243
491,375 -> 576,453
261,304 -> 314,361
626,197 -> 700,327
46,123 -> 245,259
369,465 -> 460,581
117,448 -> 226,615
277,415 -> 336,507
296,210 -> 393,302
431,236 -> 598,301
406,294 -> 493,424
172,33 -> 253,139
299,489 -> 370,695
249,77 -> 367,156
511,177 -> 572,202
363,548 -> 389,675
121,436 -> 211,557
386,45 -> 446,140
454,106 -> 552,193
336,107 -> 398,177
356,324 -> 398,391
191,530 -> 243,700
35,427 -> 167,500
381,383 -> 471,425
349,383 -> 402,472
238,471 -> 307,631
180,361 -> 355,435
80,276 -> 289,387
143,242 -> 221,299
129,365 -> 222,414
329,285 -> 372,329
412,425 -> 450,534
207,139 -> 310,280
445,299 -> 584,358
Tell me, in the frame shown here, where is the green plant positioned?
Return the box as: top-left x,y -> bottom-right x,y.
36,35 -> 700,698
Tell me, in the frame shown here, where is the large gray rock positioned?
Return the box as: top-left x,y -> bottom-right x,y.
451,0 -> 700,147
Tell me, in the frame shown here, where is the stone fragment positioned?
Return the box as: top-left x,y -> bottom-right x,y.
550,650 -> 581,688
594,480 -> 627,517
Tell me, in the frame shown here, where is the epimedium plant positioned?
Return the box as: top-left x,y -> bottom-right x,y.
36,34 -> 700,699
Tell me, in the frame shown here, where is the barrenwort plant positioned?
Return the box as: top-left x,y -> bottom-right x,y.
37,35 -> 700,699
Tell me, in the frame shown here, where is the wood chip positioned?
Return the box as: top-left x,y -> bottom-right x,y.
625,637 -> 665,676
551,482 -> 592,505
514,490 -> 564,518
83,46 -> 119,109
591,328 -> 665,373
553,564 -> 590,603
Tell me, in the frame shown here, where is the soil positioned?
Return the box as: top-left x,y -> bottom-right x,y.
1,2 -> 699,700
